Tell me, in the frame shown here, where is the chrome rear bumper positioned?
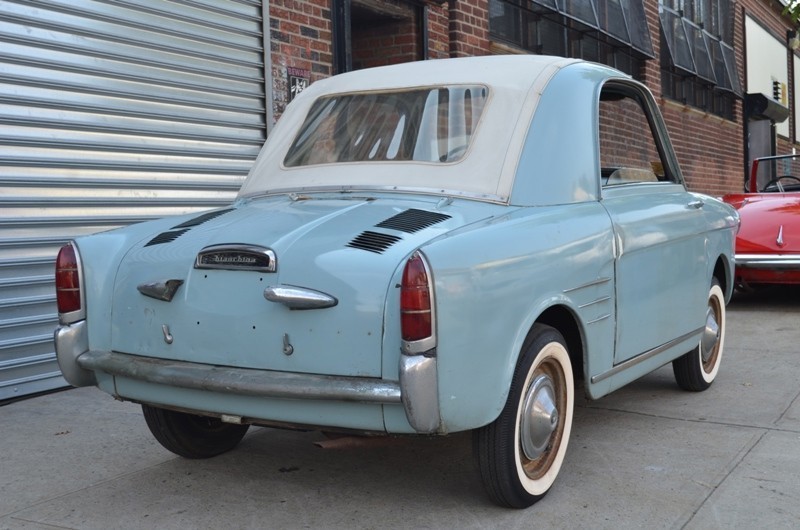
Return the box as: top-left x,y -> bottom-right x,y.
55,321 -> 441,433
77,350 -> 401,404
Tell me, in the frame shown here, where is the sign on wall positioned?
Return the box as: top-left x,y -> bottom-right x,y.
288,67 -> 310,103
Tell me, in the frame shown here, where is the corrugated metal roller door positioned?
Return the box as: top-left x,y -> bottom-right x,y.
0,0 -> 266,400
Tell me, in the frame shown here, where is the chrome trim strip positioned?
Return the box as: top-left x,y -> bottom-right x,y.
562,277 -> 612,293
578,296 -> 611,309
241,185 -> 509,205
77,350 -> 401,404
195,244 -> 276,272
585,314 -> 611,325
735,254 -> 800,270
264,285 -> 338,310
590,327 -> 702,384
137,279 -> 184,302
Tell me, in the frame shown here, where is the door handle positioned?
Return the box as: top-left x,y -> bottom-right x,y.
687,199 -> 704,209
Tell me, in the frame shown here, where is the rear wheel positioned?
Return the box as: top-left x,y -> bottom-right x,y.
474,324 -> 574,508
673,279 -> 725,391
142,405 -> 249,459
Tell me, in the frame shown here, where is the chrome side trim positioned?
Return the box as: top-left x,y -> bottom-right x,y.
578,296 -> 611,309
590,327 -> 702,384
735,254 -> 800,270
54,321 -> 96,387
562,277 -> 612,293
585,314 -> 611,325
241,185 -> 509,205
263,285 -> 338,310
399,353 -> 441,433
77,350 -> 401,404
137,279 -> 184,302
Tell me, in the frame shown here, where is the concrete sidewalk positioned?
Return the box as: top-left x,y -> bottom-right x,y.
2,288 -> 799,529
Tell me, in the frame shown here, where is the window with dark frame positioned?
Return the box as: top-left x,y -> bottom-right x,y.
487,0 -> 654,79
659,1 -> 741,120
599,86 -> 672,186
332,0 -> 429,75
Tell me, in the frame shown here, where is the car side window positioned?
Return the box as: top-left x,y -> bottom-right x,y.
599,88 -> 668,187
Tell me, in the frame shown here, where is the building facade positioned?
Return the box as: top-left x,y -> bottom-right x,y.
0,0 -> 797,398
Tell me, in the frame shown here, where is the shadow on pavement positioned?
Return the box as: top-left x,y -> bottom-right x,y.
729,284 -> 800,309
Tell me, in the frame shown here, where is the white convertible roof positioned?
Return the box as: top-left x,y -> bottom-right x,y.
239,55 -> 583,203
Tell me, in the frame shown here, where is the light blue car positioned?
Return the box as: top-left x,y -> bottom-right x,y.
55,55 -> 738,508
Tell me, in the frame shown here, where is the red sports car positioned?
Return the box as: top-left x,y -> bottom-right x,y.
723,154 -> 800,288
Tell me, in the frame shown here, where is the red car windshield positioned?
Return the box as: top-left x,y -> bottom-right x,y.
750,154 -> 800,193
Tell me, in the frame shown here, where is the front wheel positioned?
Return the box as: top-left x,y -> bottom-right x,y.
673,279 -> 725,391
473,324 -> 574,508
142,405 -> 249,459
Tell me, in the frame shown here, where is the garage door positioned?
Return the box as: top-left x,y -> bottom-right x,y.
0,0 -> 266,399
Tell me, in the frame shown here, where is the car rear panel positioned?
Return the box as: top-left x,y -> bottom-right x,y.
108,195 -> 494,378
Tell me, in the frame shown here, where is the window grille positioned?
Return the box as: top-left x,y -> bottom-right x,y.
659,2 -> 741,120
488,0 -> 654,78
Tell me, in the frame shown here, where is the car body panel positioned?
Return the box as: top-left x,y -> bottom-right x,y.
512,62 -> 606,205
108,196 -> 499,378
602,185 -> 708,363
413,202 -> 616,430
55,55 -> 738,437
723,154 -> 800,286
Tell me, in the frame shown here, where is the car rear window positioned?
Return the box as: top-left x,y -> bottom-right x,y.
284,85 -> 488,167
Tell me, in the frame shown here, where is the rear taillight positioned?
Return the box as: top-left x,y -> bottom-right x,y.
401,252 -> 434,343
56,243 -> 82,316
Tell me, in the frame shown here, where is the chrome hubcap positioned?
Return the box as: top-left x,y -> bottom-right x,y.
521,374 -> 559,460
701,305 -> 720,364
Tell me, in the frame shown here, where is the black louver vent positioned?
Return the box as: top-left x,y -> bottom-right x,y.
144,229 -> 190,247
172,208 -> 234,229
347,231 -> 402,254
375,208 -> 451,233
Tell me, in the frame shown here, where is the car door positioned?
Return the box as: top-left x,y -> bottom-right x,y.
597,82 -> 708,364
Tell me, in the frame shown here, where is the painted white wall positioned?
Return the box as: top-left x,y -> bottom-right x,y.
745,15 -> 790,137
795,54 -> 800,140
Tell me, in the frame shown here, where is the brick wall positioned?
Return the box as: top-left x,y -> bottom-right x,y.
269,1 -> 449,121
428,4 -> 450,59
448,0 -> 489,57
352,22 -> 419,70
599,97 -> 663,177
646,3 -> 746,196
661,102 -> 744,195
351,3 -> 449,69
269,0 -> 332,120
265,0 -> 797,196
640,2 -> 662,92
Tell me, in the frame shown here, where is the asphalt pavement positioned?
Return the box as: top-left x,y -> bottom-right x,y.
2,287 -> 799,529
